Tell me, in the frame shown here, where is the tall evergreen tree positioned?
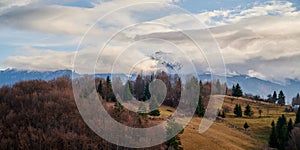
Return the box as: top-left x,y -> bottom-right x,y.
232,85 -> 236,96
143,82 -> 151,101
199,80 -> 203,96
234,104 -> 239,116
234,104 -> 243,117
272,91 -> 278,103
134,74 -> 144,101
244,104 -> 252,117
106,76 -> 116,102
295,107 -> 300,125
276,115 -> 288,150
196,95 -> 205,117
97,80 -> 103,98
288,118 -> 293,134
278,90 -> 285,105
232,83 -> 243,97
269,120 -> 278,148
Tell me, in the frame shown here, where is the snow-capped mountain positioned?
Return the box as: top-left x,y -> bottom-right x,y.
0,69 -> 80,87
198,74 -> 300,103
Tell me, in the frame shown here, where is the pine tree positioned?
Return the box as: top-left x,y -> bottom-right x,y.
272,91 -> 278,103
236,83 -> 243,97
234,104 -> 242,117
244,104 -> 252,117
269,120 -> 278,148
295,107 -> 300,125
106,76 -> 116,102
278,90 -> 285,106
232,85 -> 236,96
244,122 -> 249,131
143,82 -> 151,101
134,74 -> 144,101
232,83 -> 243,97
97,80 -> 103,98
288,118 -> 293,133
196,95 -> 205,117
234,104 -> 239,116
276,115 -> 288,150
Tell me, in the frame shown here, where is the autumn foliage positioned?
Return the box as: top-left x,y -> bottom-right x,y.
0,76 -> 164,150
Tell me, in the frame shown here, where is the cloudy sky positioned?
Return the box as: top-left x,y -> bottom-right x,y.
0,0 -> 300,83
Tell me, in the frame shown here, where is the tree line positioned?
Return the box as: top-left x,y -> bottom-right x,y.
269,107 -> 300,150
0,76 -> 169,149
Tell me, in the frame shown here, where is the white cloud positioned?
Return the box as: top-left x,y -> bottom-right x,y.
1,0 -> 300,83
2,47 -> 76,71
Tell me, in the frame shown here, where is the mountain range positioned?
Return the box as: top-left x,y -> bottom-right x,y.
1,69 -> 299,104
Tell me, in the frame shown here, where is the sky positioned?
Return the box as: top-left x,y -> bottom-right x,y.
0,0 -> 300,84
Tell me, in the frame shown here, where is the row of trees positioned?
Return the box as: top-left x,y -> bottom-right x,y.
269,107 -> 300,149
266,90 -> 286,105
233,104 -> 253,117
0,77 -> 168,149
269,115 -> 294,149
96,72 -> 229,115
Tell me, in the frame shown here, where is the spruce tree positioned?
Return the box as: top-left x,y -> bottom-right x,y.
278,90 -> 285,106
272,91 -> 278,103
232,85 -> 236,96
276,115 -> 288,150
244,104 -> 252,117
106,76 -> 116,102
244,122 -> 249,131
269,120 -> 278,148
234,104 -> 239,116
97,80 -> 103,98
234,104 -> 242,117
235,83 -> 243,97
196,95 -> 205,117
288,118 -> 293,133
143,82 -> 151,101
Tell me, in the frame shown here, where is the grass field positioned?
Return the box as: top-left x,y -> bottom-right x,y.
160,95 -> 296,150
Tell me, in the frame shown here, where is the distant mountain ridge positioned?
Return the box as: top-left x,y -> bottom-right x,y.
0,69 -> 79,86
1,69 -> 299,103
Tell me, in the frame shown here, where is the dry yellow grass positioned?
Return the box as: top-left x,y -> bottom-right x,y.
159,95 -> 296,150
180,117 -> 261,150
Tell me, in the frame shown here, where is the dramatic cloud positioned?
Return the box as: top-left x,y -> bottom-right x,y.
1,0 -> 300,83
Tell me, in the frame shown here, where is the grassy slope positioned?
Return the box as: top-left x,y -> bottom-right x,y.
160,95 -> 296,150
